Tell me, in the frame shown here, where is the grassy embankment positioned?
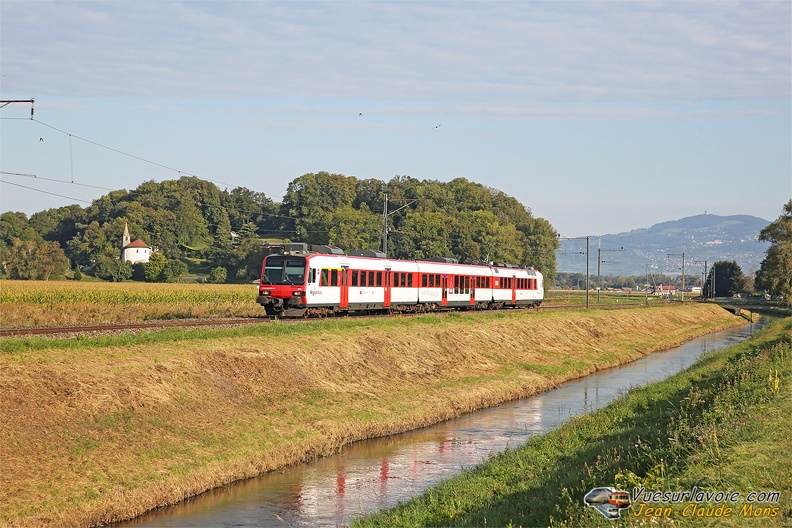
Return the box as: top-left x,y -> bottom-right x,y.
0,303 -> 744,527
355,317 -> 792,528
0,280 -> 261,327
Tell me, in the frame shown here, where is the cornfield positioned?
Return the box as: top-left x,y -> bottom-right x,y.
0,280 -> 262,327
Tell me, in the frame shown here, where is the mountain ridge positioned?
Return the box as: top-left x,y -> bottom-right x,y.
556,213 -> 770,277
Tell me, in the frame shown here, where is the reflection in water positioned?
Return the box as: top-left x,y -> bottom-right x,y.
122,321 -> 765,528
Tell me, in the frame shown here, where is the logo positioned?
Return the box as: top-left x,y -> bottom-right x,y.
584,487 -> 631,519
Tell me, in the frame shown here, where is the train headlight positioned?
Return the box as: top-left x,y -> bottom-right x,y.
292,291 -> 305,297
261,291 -> 271,296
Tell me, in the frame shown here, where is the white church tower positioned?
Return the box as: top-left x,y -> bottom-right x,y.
122,223 -> 131,248
120,222 -> 152,264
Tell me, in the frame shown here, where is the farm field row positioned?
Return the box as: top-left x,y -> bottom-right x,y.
0,303 -> 746,527
0,280 -> 262,327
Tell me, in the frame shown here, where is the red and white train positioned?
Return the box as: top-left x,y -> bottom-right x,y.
257,244 -> 544,317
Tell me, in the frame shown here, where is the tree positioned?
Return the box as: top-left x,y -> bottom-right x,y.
143,252 -> 167,282
703,260 -> 746,298
35,241 -> 70,280
4,239 -> 37,279
3,239 -> 68,280
755,200 -> 792,303
161,259 -> 187,282
94,255 -> 133,282
209,266 -> 227,284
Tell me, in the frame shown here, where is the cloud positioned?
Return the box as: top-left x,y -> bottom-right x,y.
2,1 -> 789,103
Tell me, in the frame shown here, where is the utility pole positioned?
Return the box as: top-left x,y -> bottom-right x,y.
596,238 -> 624,304
381,194 -> 415,258
382,192 -> 388,257
667,250 -> 686,303
0,99 -> 34,118
559,236 -> 590,308
694,260 -> 708,299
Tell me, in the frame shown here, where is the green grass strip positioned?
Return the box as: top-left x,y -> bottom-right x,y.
353,318 -> 792,528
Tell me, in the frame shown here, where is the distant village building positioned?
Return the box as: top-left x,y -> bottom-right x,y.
653,285 -> 677,297
120,223 -> 152,264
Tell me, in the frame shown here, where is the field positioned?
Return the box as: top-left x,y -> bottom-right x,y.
0,303 -> 746,527
545,288 -> 674,306
0,280 -> 262,327
0,281 -> 671,329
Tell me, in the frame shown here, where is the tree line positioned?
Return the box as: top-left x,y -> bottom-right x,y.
0,172 -> 560,284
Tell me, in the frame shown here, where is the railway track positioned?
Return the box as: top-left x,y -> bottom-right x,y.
0,317 -> 268,338
1,302 -> 654,338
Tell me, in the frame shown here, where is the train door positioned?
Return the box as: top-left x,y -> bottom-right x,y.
470,275 -> 476,305
340,268 -> 349,309
384,270 -> 391,308
511,277 -> 517,305
441,275 -> 448,306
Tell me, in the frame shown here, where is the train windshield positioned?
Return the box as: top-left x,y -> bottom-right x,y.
262,256 -> 306,285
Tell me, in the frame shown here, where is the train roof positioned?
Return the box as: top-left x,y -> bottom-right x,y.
271,251 -> 542,277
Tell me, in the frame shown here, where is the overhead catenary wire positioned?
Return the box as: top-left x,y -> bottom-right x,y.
2,115 -> 286,199
1,180 -> 93,204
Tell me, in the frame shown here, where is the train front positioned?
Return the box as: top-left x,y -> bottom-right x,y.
257,254 -> 308,317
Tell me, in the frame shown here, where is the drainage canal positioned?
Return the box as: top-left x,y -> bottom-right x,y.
122,320 -> 766,527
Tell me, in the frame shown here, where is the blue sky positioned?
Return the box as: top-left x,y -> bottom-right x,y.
1,1 -> 790,236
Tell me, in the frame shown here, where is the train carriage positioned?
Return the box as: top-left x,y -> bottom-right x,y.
257,246 -> 543,317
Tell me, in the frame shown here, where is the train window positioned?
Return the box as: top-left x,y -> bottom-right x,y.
453,275 -> 459,294
407,274 -> 413,287
368,271 -> 374,286
330,269 -> 338,286
351,270 -> 359,286
464,276 -> 469,293
376,272 -> 383,287
361,271 -> 368,287
309,268 -> 316,284
321,269 -> 329,286
422,274 -> 427,287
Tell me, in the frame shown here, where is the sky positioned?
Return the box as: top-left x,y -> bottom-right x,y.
1,1 -> 790,237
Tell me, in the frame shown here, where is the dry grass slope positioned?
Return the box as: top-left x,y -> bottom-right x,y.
0,304 -> 743,527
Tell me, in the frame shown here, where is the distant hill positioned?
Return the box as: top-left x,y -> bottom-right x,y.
556,214 -> 770,277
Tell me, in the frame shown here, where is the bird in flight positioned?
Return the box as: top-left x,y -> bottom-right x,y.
435,124 -> 441,128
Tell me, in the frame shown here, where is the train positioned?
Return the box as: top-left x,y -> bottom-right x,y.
257,243 -> 544,317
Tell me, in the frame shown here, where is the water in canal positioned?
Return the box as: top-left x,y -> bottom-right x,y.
122,320 -> 766,527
